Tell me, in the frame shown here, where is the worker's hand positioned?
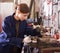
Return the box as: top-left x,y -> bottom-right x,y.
23,36 -> 31,43
33,24 -> 40,29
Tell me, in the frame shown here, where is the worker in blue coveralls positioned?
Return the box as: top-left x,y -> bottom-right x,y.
1,3 -> 42,53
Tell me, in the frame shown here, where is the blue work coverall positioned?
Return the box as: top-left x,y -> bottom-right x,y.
0,13 -> 41,53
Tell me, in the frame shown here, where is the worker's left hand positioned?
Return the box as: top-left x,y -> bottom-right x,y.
23,36 -> 31,43
33,24 -> 40,29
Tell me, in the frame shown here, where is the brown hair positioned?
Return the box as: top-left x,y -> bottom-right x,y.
0,15 -> 2,32
15,3 -> 30,13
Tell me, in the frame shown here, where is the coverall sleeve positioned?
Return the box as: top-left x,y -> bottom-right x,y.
2,17 -> 12,38
25,24 -> 42,37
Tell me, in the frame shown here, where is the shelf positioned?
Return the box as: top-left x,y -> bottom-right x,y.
53,3 -> 58,5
